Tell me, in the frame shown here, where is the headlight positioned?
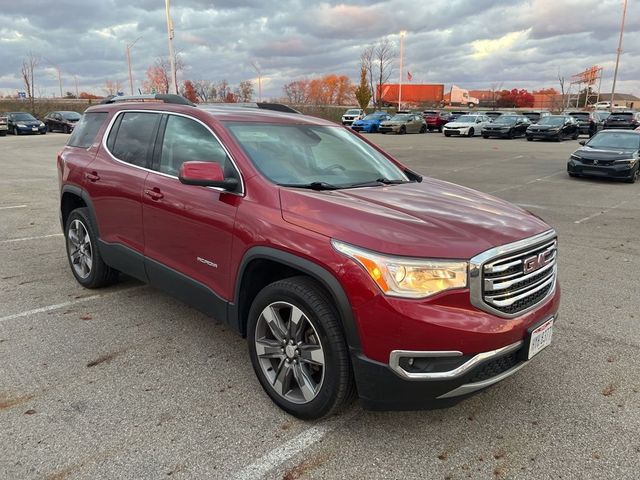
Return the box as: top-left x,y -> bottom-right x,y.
39,122 -> 45,127
548,128 -> 560,132
332,240 -> 468,299
570,154 -> 582,160
613,158 -> 637,165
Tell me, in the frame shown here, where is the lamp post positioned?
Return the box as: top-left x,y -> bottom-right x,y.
251,61 -> 262,102
165,0 -> 178,95
610,0 -> 627,111
398,30 -> 406,110
126,36 -> 142,95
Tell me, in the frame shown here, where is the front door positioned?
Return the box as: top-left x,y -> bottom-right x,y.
142,113 -> 241,316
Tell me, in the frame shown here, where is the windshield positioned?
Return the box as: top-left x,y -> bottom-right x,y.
454,115 -> 477,123
593,111 -> 611,121
538,117 -> 565,126
11,113 -> 36,121
524,113 -> 540,120
494,116 -> 518,124
390,114 -> 411,121
363,113 -> 384,120
587,132 -> 640,150
61,111 -> 81,120
225,123 -> 409,187
569,112 -> 589,119
345,109 -> 361,115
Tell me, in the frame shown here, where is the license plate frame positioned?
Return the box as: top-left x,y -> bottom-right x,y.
526,317 -> 554,360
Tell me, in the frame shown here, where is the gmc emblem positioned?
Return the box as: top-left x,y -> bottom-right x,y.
523,251 -> 553,274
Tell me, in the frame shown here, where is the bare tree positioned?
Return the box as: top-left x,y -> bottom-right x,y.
282,79 -> 310,104
216,80 -> 230,102
103,79 -> 123,96
360,45 -> 375,104
193,80 -> 216,102
558,73 -> 566,109
21,51 -> 40,112
489,82 -> 503,107
373,39 -> 395,107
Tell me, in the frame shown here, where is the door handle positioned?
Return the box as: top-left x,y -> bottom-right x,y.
85,171 -> 100,182
144,188 -> 164,201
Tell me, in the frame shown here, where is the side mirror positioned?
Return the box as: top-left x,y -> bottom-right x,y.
179,161 -> 238,190
579,140 -> 586,146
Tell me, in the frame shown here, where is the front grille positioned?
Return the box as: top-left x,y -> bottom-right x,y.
467,351 -> 519,383
471,232 -> 557,317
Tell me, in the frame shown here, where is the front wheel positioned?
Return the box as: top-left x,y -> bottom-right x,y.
419,125 -> 427,133
626,166 -> 639,183
444,132 -> 451,137
399,126 -> 406,135
467,127 -> 474,137
572,132 -> 579,140
247,277 -> 354,420
65,208 -> 118,288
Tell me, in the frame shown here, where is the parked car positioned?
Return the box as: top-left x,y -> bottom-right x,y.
484,111 -> 505,121
378,113 -> 426,134
4,112 -> 47,135
564,111 -> 596,137
443,114 -> 491,137
422,110 -> 450,132
341,108 -> 364,126
592,110 -> 611,131
522,111 -> 550,124
526,115 -> 579,141
57,94 -> 559,419
567,130 -> 640,183
603,111 -> 639,130
350,111 -> 391,133
482,115 -> 531,139
0,115 -> 7,136
44,111 -> 82,133
448,110 -> 467,122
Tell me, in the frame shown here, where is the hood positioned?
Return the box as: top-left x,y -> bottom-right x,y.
354,119 -> 377,125
19,120 -> 41,126
486,123 -> 514,128
280,178 -> 551,259
445,122 -> 475,128
574,146 -> 637,160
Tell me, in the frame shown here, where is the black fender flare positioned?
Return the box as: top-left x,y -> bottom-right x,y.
60,184 -> 100,235
230,246 -> 362,352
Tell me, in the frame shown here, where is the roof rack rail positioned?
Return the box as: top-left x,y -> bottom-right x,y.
200,102 -> 301,114
100,94 -> 195,106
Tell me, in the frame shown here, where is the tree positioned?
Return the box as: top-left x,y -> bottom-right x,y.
496,89 -> 534,108
235,80 -> 254,102
354,67 -> 372,110
217,80 -> 231,102
558,73 -> 566,109
224,91 -> 237,103
283,79 -> 310,104
21,51 -> 40,112
182,80 -> 198,103
103,80 -> 123,96
79,92 -> 101,99
373,39 -> 395,107
143,55 -> 184,94
193,80 -> 216,102
360,45 -> 375,104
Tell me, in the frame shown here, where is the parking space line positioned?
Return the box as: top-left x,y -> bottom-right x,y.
0,205 -> 27,210
574,199 -> 630,224
489,170 -> 565,194
233,411 -> 357,480
0,287 -> 144,324
1,233 -> 63,243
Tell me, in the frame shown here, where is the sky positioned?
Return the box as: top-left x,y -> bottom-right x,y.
0,0 -> 638,99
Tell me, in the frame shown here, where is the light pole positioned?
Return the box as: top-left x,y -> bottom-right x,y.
610,0 -> 627,111
398,30 -> 406,110
74,75 -> 79,98
165,0 -> 178,94
251,61 -> 262,102
126,36 -> 142,95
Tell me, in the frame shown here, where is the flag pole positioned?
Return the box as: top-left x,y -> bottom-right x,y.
398,30 -> 406,110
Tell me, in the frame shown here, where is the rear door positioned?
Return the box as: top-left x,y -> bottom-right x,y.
86,110 -> 161,278
142,113 -> 241,313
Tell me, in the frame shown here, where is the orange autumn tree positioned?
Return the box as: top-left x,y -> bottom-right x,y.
283,75 -> 354,105
182,80 -> 198,103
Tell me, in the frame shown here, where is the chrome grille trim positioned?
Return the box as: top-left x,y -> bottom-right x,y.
469,230 -> 557,318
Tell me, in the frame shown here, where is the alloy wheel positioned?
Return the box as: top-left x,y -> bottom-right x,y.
254,301 -> 325,404
67,219 -> 93,279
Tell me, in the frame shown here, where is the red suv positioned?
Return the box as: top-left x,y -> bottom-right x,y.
58,95 -> 560,419
422,110 -> 451,132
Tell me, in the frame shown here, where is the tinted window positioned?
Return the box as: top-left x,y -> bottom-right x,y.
68,112 -> 108,148
159,115 -> 232,177
108,112 -> 160,167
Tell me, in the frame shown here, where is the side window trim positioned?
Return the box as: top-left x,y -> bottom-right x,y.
150,114 -> 168,172
100,109 -> 245,196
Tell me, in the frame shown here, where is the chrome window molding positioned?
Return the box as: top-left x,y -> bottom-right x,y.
469,229 -> 558,319
100,109 -> 245,196
388,340 -> 522,381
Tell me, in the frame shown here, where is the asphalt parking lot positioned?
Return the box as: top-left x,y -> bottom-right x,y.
1,130 -> 639,480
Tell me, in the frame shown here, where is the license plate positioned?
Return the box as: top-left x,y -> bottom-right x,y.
32,127 -> 38,131
528,318 -> 553,359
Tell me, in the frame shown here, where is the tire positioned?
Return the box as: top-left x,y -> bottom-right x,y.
399,126 -> 406,135
427,127 -> 433,132
507,129 -> 514,139
626,166 -> 639,184
419,125 -> 427,134
568,172 -> 578,178
0,131 -> 6,137
13,127 -> 19,136
572,132 -> 579,140
467,102 -> 476,108
482,134 -> 489,139
65,208 -> 118,288
467,127 -> 474,137
555,133 -> 562,142
526,136 -> 533,141
247,276 -> 355,420
444,132 -> 451,137
438,126 -> 443,133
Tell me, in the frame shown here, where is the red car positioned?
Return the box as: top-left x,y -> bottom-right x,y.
422,110 -> 451,132
58,94 -> 559,419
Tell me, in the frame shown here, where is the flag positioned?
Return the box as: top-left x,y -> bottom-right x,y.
407,71 -> 413,81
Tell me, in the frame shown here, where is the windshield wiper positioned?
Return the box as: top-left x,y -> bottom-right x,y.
347,177 -> 409,188
279,181 -> 340,190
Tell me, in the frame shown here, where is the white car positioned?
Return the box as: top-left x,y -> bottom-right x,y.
443,114 -> 492,137
341,108 -> 364,126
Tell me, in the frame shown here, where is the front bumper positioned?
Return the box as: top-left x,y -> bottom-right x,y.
443,127 -> 469,136
526,130 -> 559,139
568,159 -> 637,179
351,124 -> 375,133
379,125 -> 401,133
15,125 -> 46,134
483,129 -> 511,138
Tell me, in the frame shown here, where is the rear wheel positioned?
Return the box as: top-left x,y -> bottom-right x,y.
247,277 -> 354,420
65,208 -> 118,288
419,125 -> 427,133
482,134 -> 489,139
13,127 -> 19,136
399,126 -> 406,135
